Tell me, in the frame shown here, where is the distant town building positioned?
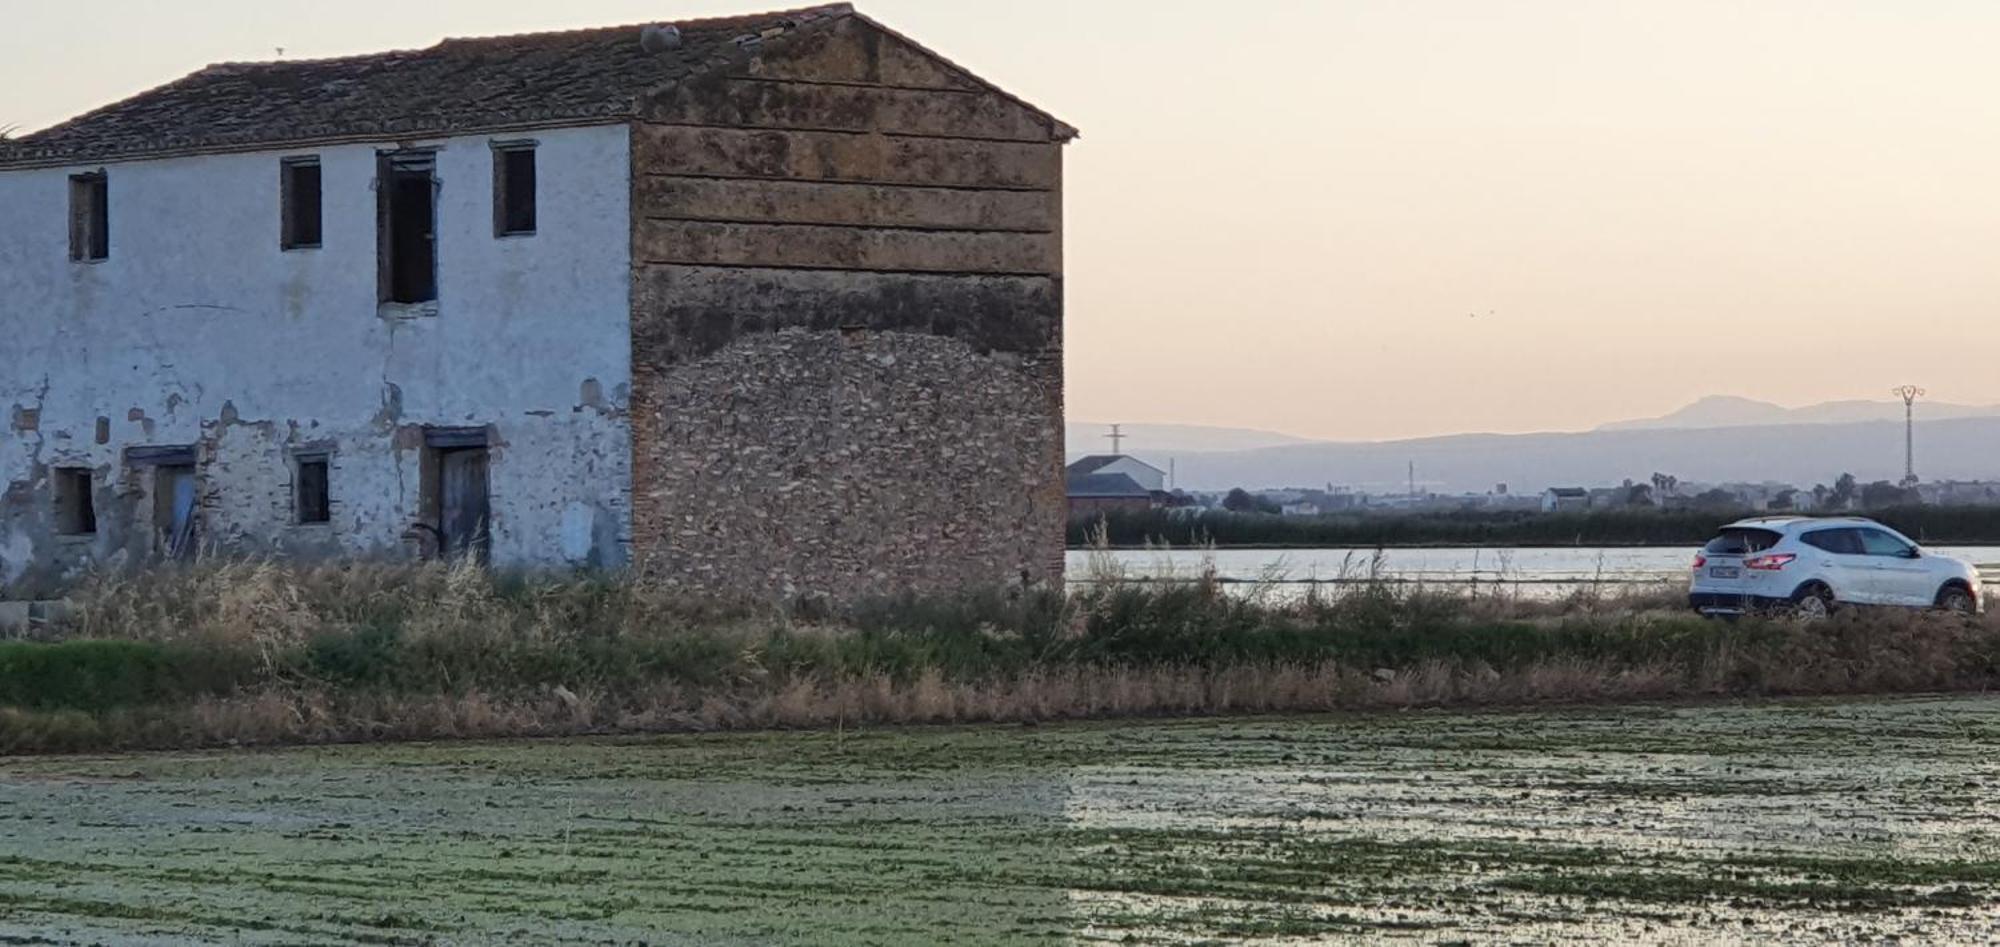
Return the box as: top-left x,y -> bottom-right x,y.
1066,455 -> 1167,492
1065,471 -> 1155,517
1280,501 -> 1322,517
1917,480 -> 2000,507
1542,487 -> 1589,512
1587,487 -> 1629,510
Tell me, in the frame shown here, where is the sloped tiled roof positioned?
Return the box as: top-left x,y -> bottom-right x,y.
1066,472 -> 1152,499
1067,455 -> 1123,476
1067,454 -> 1166,477
1,5 -> 854,169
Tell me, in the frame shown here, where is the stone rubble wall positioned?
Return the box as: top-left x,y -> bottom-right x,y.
631,329 -> 1062,600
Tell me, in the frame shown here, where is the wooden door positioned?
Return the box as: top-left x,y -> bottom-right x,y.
439,448 -> 490,562
154,465 -> 197,559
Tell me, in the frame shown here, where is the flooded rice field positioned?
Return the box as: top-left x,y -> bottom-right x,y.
1071,545 -> 2000,600
4,695 -> 2000,944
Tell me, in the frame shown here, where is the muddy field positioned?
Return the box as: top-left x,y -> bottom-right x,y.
3,696 -> 1999,945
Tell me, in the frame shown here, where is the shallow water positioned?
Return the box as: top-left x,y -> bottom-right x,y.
1070,544 -> 2000,582
1069,545 -> 2000,597
3,696 -> 1999,944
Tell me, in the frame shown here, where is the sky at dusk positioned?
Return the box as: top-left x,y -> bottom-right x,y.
8,1 -> 2000,442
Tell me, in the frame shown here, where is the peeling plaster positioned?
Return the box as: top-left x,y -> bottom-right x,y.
1,125 -> 634,595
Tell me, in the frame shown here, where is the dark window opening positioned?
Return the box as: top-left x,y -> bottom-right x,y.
281,158 -> 322,249
378,151 -> 437,304
494,144 -> 537,236
54,468 -> 95,535
69,172 -> 108,262
296,456 -> 330,524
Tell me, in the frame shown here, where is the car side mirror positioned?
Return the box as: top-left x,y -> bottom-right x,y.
1903,548 -> 1923,559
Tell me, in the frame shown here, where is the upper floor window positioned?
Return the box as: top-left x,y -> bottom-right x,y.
492,142 -> 537,237
281,157 -> 322,250
68,172 -> 108,262
378,150 -> 437,305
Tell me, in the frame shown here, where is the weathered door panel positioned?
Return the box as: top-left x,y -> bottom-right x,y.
439,449 -> 491,563
154,465 -> 198,560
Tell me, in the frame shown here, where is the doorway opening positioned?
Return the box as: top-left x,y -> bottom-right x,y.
154,464 -> 198,559
126,445 -> 199,559
421,427 -> 491,563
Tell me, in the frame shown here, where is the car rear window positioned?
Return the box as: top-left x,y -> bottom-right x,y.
1704,528 -> 1783,555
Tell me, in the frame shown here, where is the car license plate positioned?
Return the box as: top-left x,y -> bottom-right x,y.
1710,566 -> 1740,579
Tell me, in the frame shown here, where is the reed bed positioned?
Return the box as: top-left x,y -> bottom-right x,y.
2,558 -> 1996,753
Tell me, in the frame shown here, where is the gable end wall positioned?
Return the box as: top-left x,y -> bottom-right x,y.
627,16 -> 1066,601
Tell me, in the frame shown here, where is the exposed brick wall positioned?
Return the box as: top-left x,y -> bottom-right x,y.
626,16 -> 1069,600
630,330 -> 1063,599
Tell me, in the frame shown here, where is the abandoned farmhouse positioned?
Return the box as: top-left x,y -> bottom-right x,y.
0,4 -> 1075,599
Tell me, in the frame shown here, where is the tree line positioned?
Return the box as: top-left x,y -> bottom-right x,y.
1070,504 -> 2000,548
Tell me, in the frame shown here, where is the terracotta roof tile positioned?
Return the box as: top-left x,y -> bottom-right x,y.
3,4 -> 852,168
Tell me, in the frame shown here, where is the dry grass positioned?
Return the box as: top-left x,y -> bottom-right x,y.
0,662 -> 1618,752
3,560 -> 1998,754
58,560 -> 764,646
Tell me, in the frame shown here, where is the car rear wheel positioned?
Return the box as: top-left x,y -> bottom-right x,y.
1936,585 -> 1976,615
1790,584 -> 1835,621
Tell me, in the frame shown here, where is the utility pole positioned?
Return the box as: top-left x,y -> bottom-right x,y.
1891,385 -> 1924,486
1106,423 -> 1126,456
1408,460 -> 1416,498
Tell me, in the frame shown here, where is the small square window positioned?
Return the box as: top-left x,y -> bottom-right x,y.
54,468 -> 96,535
296,456 -> 330,524
281,157 -> 322,250
69,172 -> 108,262
493,143 -> 537,236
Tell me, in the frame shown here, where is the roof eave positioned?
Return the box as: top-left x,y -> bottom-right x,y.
0,3 -> 859,172
846,12 -> 1078,144
0,2 -> 1076,172
0,115 -> 633,173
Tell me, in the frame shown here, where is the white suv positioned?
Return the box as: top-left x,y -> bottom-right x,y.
1688,516 -> 1981,618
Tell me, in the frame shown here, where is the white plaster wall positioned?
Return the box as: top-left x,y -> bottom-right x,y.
0,124 -> 633,587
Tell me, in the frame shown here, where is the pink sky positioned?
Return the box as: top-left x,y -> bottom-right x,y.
10,1 -> 2000,441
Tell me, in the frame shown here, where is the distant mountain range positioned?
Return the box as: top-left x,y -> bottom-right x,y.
1064,422 -> 1315,457
1599,395 -> 2000,431
1072,398 -> 2000,494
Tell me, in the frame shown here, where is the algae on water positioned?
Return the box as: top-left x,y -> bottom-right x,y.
2,695 -> 1998,944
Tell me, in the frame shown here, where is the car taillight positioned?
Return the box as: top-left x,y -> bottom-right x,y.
1692,554 -> 1708,569
1744,553 -> 1796,571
